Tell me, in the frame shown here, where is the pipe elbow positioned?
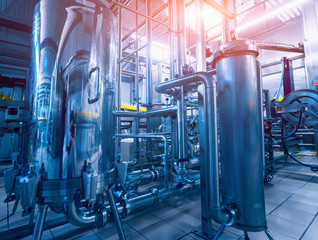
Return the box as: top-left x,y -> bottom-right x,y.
211,205 -> 237,226
66,202 -> 107,227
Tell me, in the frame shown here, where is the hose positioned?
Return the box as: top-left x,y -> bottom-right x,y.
273,62 -> 284,100
280,118 -> 318,172
282,142 -> 318,172
266,111 -> 303,139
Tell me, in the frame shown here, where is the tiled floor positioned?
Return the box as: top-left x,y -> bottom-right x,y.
0,154 -> 318,240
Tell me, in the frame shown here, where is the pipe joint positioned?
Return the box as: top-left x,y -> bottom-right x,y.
211,204 -> 238,227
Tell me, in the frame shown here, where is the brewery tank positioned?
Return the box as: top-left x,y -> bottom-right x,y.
24,0 -> 117,186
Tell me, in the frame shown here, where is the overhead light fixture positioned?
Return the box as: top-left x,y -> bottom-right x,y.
237,0 -> 308,33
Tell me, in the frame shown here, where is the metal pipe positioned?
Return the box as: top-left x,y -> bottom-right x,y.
261,54 -> 304,68
204,0 -> 234,19
115,134 -> 169,188
221,0 -> 236,43
132,0 -> 140,167
124,180 -> 200,215
122,2 -> 169,43
155,72 -> 235,227
66,202 -> 101,226
264,90 -> 271,121
255,41 -> 304,53
170,0 -> 186,77
195,0 -> 206,71
145,0 -> 153,107
126,168 -> 164,184
2,179 -> 200,240
110,0 -> 171,29
107,188 -> 126,240
122,16 -> 169,52
145,0 -> 153,161
114,106 -> 177,118
116,2 -> 123,161
118,30 -> 169,64
177,86 -> 187,183
32,205 -> 48,240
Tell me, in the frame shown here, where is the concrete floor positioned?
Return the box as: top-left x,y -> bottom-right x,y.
0,154 -> 318,240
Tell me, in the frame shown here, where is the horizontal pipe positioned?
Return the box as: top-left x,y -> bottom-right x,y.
122,2 -> 169,42
204,0 -> 234,19
114,107 -> 177,118
261,54 -> 304,68
156,72 -> 214,92
2,178 -> 200,239
124,180 -> 200,215
126,168 -> 164,184
118,30 -> 169,63
111,0 -> 171,29
255,41 -> 304,53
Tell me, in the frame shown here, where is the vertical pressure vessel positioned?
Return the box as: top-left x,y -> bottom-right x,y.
213,40 -> 266,231
25,0 -> 117,187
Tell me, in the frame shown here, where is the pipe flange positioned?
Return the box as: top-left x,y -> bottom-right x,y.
151,188 -> 159,207
212,40 -> 259,67
225,204 -> 239,227
95,205 -> 107,229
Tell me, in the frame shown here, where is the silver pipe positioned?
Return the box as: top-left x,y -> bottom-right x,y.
126,168 -> 164,184
116,3 -> 123,160
110,0 -> 171,29
261,54 -> 304,68
32,205 -> 48,240
133,0 -> 140,167
221,0 -> 236,43
170,0 -> 186,77
124,180 -> 200,215
114,106 -> 177,118
195,0 -> 206,71
66,202 -> 103,226
122,2 -> 169,42
118,30 -> 169,64
145,0 -> 153,159
177,86 -> 187,182
115,134 -> 169,188
155,72 -> 235,226
255,41 -> 304,53
146,0 -> 152,108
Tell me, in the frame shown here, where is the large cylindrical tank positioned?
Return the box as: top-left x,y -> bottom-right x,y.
213,40 -> 266,231
24,0 -> 117,184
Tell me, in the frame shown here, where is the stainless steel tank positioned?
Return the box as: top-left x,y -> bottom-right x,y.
213,40 -> 266,231
25,0 -> 117,187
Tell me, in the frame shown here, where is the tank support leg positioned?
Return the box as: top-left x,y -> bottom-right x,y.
244,230 -> 250,240
265,228 -> 275,240
213,224 -> 226,240
107,188 -> 126,240
32,205 -> 48,240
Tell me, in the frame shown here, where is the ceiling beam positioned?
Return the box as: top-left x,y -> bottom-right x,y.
0,15 -> 32,33
204,0 -> 234,19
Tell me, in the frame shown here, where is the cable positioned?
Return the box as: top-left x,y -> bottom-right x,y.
266,111 -> 303,139
282,142 -> 318,172
280,119 -> 318,172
